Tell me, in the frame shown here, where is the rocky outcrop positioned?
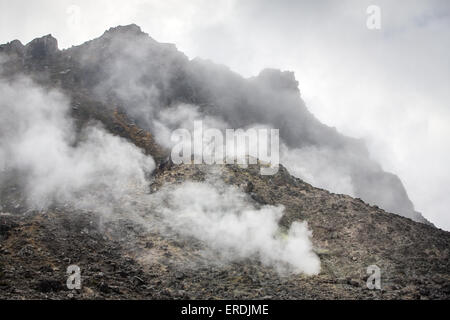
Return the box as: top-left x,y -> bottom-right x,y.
254,68 -> 300,93
25,35 -> 58,59
0,39 -> 25,56
102,24 -> 146,38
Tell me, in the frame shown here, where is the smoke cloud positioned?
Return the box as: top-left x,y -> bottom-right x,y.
148,179 -> 321,275
0,75 -> 155,212
0,74 -> 320,275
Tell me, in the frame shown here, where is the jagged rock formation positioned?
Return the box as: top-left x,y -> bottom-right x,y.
0,160 -> 449,299
0,24 -> 428,224
0,25 -> 448,299
25,35 -> 58,59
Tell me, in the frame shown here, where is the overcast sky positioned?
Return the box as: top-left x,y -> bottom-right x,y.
1,0 -> 449,230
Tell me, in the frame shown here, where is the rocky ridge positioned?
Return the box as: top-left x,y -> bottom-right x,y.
0,25 -> 448,299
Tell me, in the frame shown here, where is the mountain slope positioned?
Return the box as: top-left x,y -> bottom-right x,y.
0,24 -> 428,224
0,25 -> 448,299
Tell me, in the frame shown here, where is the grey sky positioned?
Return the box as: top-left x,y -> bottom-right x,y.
1,0 -> 449,230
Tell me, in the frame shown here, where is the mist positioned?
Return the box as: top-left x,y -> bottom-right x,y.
4,0 -> 443,228
0,75 -> 155,212
0,74 -> 320,275
71,26 -> 429,225
148,178 -> 320,275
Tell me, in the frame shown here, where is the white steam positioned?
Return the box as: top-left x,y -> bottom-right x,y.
0,76 -> 320,275
0,76 -> 155,212
150,179 -> 321,275
152,103 -> 229,149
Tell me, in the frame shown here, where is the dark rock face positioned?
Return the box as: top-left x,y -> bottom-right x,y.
25,35 -> 58,59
